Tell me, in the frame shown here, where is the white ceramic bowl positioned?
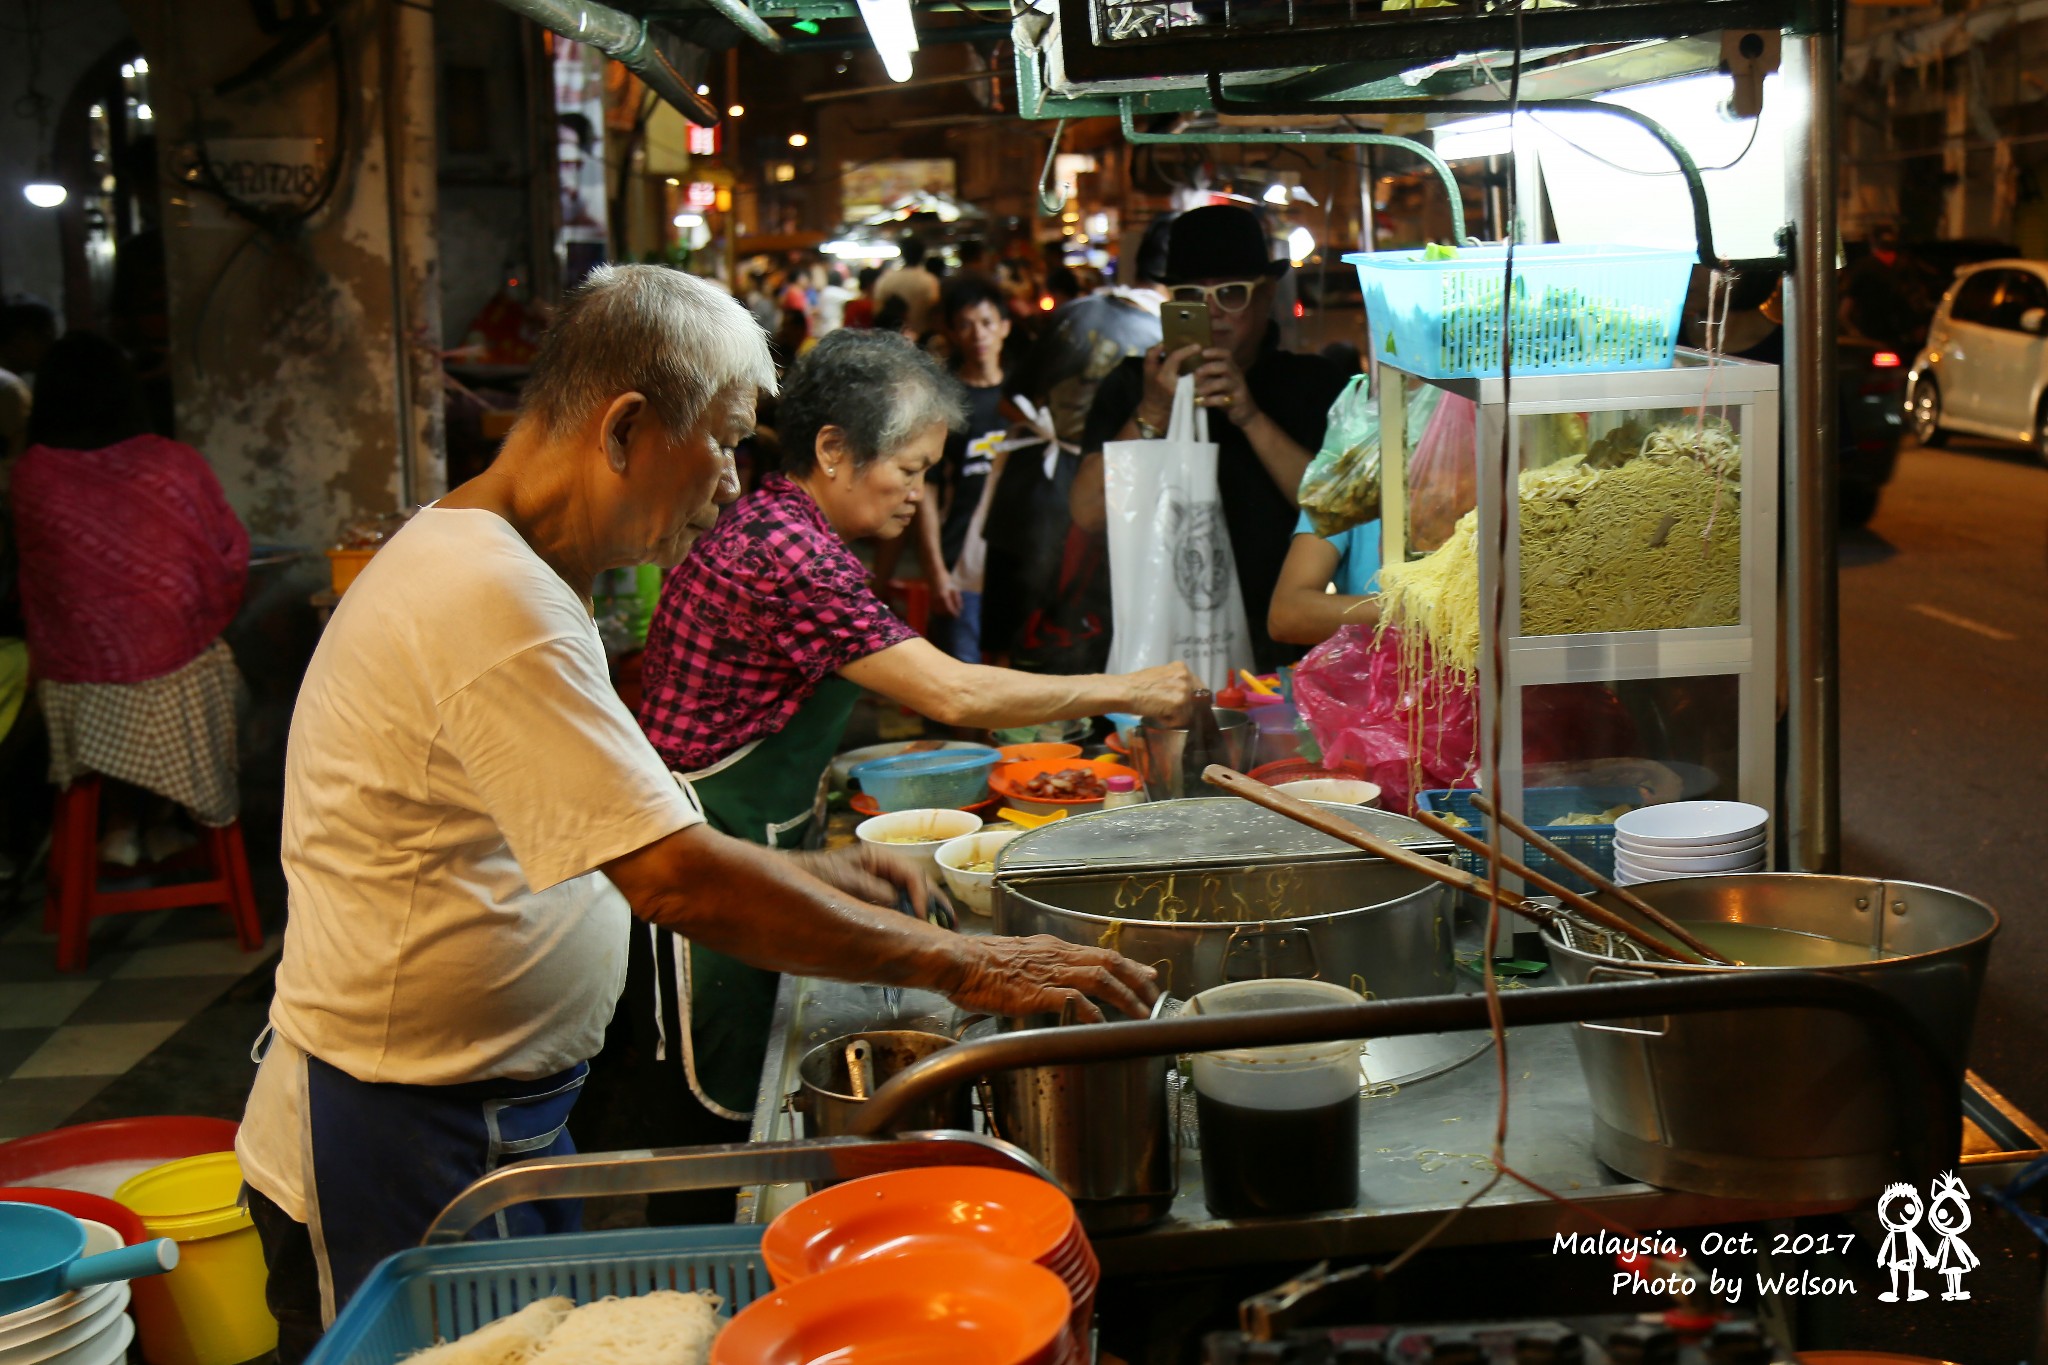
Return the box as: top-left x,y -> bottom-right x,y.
1615,849 -> 1764,879
934,829 -> 1026,917
855,809 -> 985,876
1615,830 -> 1766,860
0,1222 -> 124,1347
1612,801 -> 1769,848
32,1313 -> 130,1365
1274,778 -> 1382,807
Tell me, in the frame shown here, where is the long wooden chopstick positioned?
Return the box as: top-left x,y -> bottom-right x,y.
1412,810 -> 1725,967
1467,793 -> 1733,965
1200,765 -> 1705,965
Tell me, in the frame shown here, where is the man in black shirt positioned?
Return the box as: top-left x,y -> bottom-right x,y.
908,273 -> 1013,662
1070,205 -> 1348,671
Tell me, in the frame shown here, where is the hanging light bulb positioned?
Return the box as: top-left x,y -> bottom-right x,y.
853,0 -> 918,82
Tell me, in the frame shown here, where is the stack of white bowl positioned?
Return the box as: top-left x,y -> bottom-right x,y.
0,1221 -> 134,1365
1611,801 -> 1768,886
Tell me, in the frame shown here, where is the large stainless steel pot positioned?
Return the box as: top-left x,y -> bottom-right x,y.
999,859 -> 1453,1001
968,1000 -> 1178,1235
1547,873 -> 1997,1202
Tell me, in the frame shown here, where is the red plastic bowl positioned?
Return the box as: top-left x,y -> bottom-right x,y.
0,1117 -> 239,1189
763,1167 -> 1078,1287
714,1247 -> 1072,1365
0,1188 -> 148,1246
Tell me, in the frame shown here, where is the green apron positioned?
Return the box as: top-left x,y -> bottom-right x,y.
671,675 -> 861,1116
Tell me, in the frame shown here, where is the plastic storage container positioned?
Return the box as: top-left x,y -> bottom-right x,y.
851,750 -> 999,812
1188,979 -> 1362,1219
115,1152 -> 278,1365
1347,244 -> 1693,379
306,1226 -> 773,1365
1415,786 -> 1636,894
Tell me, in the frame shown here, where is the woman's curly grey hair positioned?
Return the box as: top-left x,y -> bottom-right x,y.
775,329 -> 967,476
522,264 -> 777,438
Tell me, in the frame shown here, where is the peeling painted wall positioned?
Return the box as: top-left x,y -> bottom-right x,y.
124,0 -> 442,545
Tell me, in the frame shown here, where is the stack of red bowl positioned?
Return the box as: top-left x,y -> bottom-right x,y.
751,1167 -> 1099,1365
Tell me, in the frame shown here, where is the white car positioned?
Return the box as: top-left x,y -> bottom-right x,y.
1907,259 -> 2048,458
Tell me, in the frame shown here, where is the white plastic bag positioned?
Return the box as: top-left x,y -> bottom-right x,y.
1101,373 -> 1253,689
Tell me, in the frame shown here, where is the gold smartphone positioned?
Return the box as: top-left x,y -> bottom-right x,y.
1159,300 -> 1212,373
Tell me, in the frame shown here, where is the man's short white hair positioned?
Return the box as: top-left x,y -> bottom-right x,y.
523,264 -> 778,438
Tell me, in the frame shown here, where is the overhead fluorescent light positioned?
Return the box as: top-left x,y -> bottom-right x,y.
822,239 -> 901,259
1432,113 -> 1518,162
854,0 -> 918,82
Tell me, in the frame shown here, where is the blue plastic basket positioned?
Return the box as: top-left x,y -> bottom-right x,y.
1415,786 -> 1638,894
1346,244 -> 1693,379
305,1226 -> 772,1365
851,749 -> 998,812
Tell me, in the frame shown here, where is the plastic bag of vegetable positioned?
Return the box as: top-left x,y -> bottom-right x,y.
1296,375 -> 1381,539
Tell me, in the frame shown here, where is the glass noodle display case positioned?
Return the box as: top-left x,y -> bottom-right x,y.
1375,350 -> 1780,881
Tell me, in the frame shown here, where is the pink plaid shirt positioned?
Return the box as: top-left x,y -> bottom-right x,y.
639,473 -> 916,772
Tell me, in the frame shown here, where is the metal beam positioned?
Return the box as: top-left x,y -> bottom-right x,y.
699,0 -> 788,49
1117,100 -> 1469,244
802,68 -> 1000,100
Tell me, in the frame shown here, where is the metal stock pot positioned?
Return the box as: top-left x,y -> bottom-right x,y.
1547,873 -> 1997,1201
991,799 -> 1457,1002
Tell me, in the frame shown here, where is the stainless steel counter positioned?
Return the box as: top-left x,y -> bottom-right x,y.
739,963 -> 1861,1274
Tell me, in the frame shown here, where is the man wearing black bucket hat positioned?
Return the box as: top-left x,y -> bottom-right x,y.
1069,204 -> 1349,671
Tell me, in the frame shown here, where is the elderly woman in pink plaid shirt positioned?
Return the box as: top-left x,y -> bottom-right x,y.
578,331 -> 1196,1212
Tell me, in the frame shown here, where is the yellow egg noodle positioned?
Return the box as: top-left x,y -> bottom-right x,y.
1378,418 -> 1742,682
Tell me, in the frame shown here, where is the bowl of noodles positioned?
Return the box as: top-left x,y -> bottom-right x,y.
934,829 -> 1025,916
855,809 -> 985,876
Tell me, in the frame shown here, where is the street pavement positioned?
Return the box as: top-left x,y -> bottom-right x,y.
1840,435 -> 2048,1123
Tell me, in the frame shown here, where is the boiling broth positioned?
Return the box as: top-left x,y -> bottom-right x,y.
1677,920 -> 1891,968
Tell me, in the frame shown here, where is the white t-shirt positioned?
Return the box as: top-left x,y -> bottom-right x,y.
238,507 -> 700,1218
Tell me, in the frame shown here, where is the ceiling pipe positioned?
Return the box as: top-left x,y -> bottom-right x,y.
486,0 -> 727,124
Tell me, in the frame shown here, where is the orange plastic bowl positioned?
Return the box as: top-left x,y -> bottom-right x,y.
988,757 -> 1141,812
713,1246 -> 1072,1365
997,742 -> 1084,764
762,1167 -> 1078,1285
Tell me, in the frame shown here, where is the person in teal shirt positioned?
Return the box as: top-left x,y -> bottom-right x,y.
1267,510 -> 1382,646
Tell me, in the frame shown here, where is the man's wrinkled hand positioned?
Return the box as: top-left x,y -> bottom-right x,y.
791,845 -> 934,920
944,935 -> 1159,1022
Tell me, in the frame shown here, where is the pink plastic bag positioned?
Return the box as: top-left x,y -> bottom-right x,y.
1293,624 -> 1476,814
1406,393 -> 1477,553
1294,624 -> 1644,813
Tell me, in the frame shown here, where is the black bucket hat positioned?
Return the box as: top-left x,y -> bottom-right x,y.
1160,205 -> 1288,285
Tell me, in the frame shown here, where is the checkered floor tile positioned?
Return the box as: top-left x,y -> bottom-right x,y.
0,896 -> 279,1140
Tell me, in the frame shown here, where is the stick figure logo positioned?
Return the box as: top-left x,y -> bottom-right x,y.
1876,1182 -> 1933,1303
1170,500 -> 1232,612
1926,1171 -> 1980,1301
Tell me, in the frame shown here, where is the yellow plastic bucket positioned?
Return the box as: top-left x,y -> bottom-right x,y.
116,1152 -> 277,1365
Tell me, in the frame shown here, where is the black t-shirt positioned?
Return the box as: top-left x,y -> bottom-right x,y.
939,382 -> 1006,571
1081,331 -> 1348,670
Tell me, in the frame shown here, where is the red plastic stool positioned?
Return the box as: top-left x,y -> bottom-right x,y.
42,776 -> 263,973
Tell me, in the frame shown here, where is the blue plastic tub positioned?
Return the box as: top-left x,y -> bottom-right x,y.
851,749 -> 998,812
306,1226 -> 771,1365
1416,786 -> 1639,894
1346,244 -> 1693,379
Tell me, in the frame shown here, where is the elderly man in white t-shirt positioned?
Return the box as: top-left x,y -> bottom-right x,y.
237,265 -> 1156,1362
